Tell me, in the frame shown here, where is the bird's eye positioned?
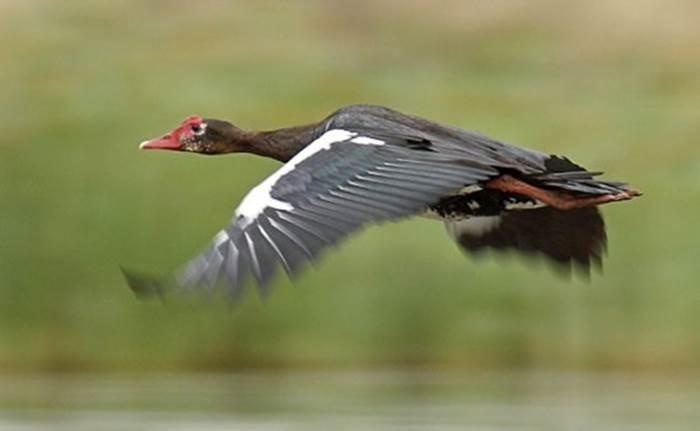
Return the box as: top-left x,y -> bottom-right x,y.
190,123 -> 207,136
191,122 -> 208,136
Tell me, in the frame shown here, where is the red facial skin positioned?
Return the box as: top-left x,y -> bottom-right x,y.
139,116 -> 203,150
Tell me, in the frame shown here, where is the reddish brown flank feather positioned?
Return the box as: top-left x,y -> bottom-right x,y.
486,174 -> 640,210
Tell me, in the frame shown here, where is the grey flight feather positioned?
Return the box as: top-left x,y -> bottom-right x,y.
326,105 -> 633,194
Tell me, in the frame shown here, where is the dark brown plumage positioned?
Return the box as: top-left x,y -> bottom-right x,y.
455,206 -> 606,275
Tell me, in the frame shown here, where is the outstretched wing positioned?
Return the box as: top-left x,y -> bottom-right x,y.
129,129 -> 497,298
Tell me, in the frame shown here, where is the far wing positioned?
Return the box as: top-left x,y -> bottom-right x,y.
446,207 -> 607,275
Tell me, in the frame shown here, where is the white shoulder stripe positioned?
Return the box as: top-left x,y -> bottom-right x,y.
235,129 -> 359,225
351,136 -> 385,146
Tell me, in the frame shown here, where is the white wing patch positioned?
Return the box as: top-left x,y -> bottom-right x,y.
504,198 -> 546,210
444,216 -> 502,238
351,136 -> 385,146
235,129 -> 384,226
459,185 -> 483,194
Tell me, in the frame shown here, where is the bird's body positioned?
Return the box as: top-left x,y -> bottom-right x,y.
130,104 -> 639,298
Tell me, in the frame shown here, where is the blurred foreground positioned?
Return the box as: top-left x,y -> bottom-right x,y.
0,0 -> 699,372
2,370 -> 699,430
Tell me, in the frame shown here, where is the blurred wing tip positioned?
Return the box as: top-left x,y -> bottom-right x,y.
120,266 -> 168,299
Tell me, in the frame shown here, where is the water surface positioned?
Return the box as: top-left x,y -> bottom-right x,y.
0,371 -> 697,430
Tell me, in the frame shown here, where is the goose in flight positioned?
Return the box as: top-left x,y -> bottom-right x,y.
126,104 -> 640,299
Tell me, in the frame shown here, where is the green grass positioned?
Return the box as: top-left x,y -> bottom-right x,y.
1,0 -> 699,372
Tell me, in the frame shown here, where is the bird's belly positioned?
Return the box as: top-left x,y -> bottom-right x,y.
423,186 -> 546,221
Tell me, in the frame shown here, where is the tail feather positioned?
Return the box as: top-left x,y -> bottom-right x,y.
532,154 -> 639,197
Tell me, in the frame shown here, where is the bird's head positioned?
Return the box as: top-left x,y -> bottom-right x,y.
139,116 -> 241,155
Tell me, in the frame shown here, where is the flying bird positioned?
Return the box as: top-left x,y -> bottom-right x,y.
126,104 -> 640,299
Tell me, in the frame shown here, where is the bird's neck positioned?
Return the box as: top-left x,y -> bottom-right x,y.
242,123 -> 324,162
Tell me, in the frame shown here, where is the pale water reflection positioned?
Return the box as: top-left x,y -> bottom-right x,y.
0,371 -> 698,430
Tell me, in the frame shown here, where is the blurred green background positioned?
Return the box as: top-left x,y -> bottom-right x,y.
1,0 -> 698,373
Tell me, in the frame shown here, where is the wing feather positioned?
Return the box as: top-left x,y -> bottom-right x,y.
128,128 -> 495,298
